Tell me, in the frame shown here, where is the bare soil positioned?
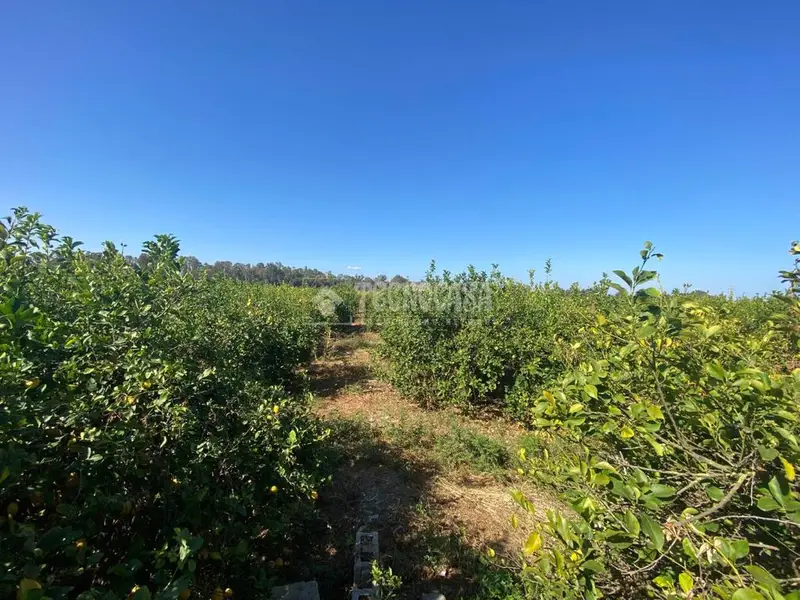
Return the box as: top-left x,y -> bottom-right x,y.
302,333 -> 561,599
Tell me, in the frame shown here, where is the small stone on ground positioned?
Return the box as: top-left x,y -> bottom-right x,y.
271,581 -> 320,600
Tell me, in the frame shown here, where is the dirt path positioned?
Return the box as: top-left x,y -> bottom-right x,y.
306,332 -> 560,599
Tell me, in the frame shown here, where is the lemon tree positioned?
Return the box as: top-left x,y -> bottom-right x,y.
0,209 -> 329,599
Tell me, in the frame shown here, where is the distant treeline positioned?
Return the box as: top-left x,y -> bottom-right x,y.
116,251 -> 411,287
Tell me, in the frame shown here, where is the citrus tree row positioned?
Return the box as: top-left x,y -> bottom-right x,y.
0,209 -> 336,600
372,244 -> 799,599
499,243 -> 799,600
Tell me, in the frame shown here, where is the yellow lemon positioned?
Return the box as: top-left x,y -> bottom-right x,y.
24,378 -> 40,389
270,485 -> 278,494
7,502 -> 19,516
275,557 -> 284,567
486,547 -> 496,558
272,405 -> 280,415
75,538 -> 86,550
224,589 -> 233,598
17,578 -> 42,600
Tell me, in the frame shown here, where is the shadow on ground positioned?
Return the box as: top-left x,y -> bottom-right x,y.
288,336 -> 546,600
293,418 -> 487,600
308,360 -> 373,398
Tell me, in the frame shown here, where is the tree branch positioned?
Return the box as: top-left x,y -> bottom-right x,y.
678,472 -> 752,526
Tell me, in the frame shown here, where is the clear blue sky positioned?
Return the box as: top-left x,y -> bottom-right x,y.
1,1 -> 797,294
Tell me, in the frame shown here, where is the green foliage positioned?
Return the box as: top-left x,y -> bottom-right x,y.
434,424 -> 510,473
775,242 -> 800,353
0,209 -> 329,599
511,242 -> 800,599
472,568 -> 530,600
370,560 -> 402,600
372,262 -> 599,417
330,284 -> 360,324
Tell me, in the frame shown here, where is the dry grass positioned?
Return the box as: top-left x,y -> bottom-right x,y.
430,474 -> 558,555
306,332 -> 563,599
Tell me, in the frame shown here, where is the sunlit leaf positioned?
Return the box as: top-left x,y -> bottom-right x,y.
639,514 -> 664,551
523,531 -> 542,555
781,457 -> 796,481
678,572 -> 693,594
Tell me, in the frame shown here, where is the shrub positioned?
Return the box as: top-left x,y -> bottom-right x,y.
508,243 -> 800,600
0,209 -> 329,599
373,263 -> 599,417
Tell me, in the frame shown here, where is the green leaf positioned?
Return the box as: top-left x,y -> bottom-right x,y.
132,587 -> 152,600
18,587 -> 44,600
624,510 -> 640,536
744,565 -> 779,592
639,514 -> 664,551
646,436 -> 665,456
768,476 -> 789,507
234,539 -> 248,555
756,495 -> 781,512
523,531 -> 542,555
706,486 -> 724,501
584,384 -> 598,399
649,484 -> 676,498
510,489 -> 535,514
581,560 -> 604,573
646,405 -> 664,420
705,362 -> 726,380
681,537 -> 697,561
731,589 -> 766,600
757,446 -> 779,461
607,282 -> 629,296
652,575 -> 673,590
613,270 -> 633,287
730,539 -> 749,560
678,572 -> 694,594
636,325 -> 656,339
593,461 -> 617,472
37,526 -> 66,552
775,426 -> 799,448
